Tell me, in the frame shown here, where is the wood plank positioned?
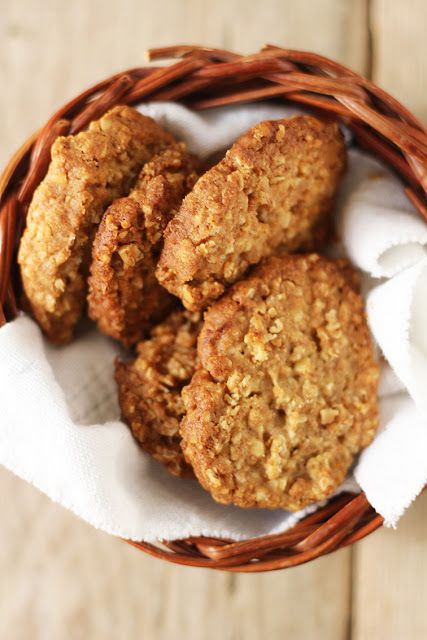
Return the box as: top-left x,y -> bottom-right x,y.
0,1 -> 372,638
353,491 -> 427,639
197,0 -> 370,72
370,0 -> 427,120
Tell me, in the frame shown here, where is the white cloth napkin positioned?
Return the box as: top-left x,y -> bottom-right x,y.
337,150 -> 427,524
0,101 -> 426,541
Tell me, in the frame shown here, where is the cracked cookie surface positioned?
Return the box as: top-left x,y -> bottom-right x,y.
18,105 -> 174,344
88,143 -> 199,346
157,116 -> 346,311
181,254 -> 379,510
116,309 -> 201,477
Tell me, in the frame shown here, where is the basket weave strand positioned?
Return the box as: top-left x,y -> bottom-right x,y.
0,45 -> 426,571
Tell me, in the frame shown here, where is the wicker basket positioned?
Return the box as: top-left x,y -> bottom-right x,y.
1,45 -> 426,572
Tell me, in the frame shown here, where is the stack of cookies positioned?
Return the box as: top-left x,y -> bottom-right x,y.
18,105 -> 380,512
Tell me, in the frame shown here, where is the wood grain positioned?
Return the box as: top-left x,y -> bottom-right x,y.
0,0 -> 425,638
371,0 -> 427,120
353,492 -> 427,640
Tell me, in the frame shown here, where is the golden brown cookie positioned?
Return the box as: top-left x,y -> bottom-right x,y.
157,116 -> 346,311
293,211 -> 334,253
115,309 -> 201,477
18,105 -> 174,344
88,143 -> 199,346
181,254 -> 379,510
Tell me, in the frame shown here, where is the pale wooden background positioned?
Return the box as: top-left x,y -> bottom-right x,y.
0,1 -> 426,638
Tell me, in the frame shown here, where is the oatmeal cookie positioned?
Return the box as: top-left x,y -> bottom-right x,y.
18,105 -> 174,344
292,212 -> 334,253
116,309 -> 201,477
157,116 -> 346,311
88,143 -> 199,346
181,254 -> 379,510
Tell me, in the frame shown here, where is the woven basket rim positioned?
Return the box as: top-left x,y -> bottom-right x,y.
1,44 -> 426,572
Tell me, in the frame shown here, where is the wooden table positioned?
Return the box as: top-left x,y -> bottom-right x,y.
0,1 -> 426,638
